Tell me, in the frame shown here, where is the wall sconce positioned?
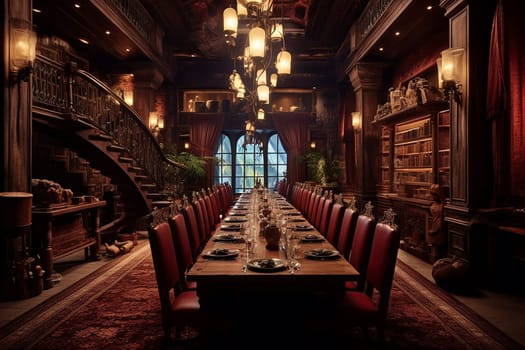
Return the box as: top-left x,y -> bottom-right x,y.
351,112 -> 362,132
10,23 -> 37,85
436,48 -> 464,104
184,142 -> 191,150
148,112 -> 159,130
310,141 -> 316,149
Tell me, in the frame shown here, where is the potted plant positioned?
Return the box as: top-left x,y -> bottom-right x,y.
300,151 -> 343,187
165,151 -> 208,195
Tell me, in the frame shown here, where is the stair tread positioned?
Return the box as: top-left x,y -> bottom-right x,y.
128,166 -> 144,173
89,133 -> 113,141
107,144 -> 126,152
119,156 -> 133,163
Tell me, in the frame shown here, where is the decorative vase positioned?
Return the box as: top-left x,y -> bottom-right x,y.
263,224 -> 281,250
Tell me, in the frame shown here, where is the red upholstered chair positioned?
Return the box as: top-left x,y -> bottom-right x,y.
335,207 -> 358,256
308,192 -> 321,223
318,198 -> 334,237
209,189 -> 221,224
169,213 -> 197,290
181,204 -> 202,260
298,187 -> 310,215
326,202 -> 345,242
203,193 -> 217,233
148,222 -> 201,341
337,222 -> 400,340
313,195 -> 326,230
192,196 -> 209,246
346,215 -> 375,291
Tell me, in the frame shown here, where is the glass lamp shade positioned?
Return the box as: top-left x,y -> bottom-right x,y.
11,28 -> 37,71
257,108 -> 265,120
249,26 -> 266,58
271,23 -> 283,42
237,2 -> 248,17
257,85 -> 269,103
256,69 -> 267,86
270,73 -> 278,87
245,120 -> 256,134
276,49 -> 291,74
440,48 -> 464,83
351,112 -> 362,131
435,58 -> 443,88
223,7 -> 238,35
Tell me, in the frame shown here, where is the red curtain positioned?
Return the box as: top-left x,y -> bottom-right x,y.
487,0 -> 525,202
189,113 -> 224,188
272,112 -> 311,185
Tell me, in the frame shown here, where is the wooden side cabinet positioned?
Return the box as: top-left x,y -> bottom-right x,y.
32,201 -> 106,289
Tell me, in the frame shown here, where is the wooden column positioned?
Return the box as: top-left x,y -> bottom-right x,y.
3,0 -> 33,192
348,63 -> 385,206
440,0 -> 496,260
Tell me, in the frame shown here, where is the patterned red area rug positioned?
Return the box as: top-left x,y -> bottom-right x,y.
0,242 -> 522,350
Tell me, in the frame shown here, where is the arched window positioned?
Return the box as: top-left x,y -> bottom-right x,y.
267,134 -> 288,190
214,134 -> 232,186
214,133 -> 287,193
235,135 -> 264,193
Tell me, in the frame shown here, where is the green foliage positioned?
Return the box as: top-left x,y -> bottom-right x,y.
163,148 -> 209,193
300,151 -> 342,185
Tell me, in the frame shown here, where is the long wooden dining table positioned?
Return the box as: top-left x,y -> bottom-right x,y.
186,192 -> 359,313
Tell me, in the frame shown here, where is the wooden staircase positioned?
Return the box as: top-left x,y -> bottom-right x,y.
31,56 -> 183,234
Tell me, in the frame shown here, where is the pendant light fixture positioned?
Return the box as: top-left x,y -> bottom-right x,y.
223,0 -> 292,149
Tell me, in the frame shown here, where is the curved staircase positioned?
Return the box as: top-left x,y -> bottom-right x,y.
32,55 -> 184,234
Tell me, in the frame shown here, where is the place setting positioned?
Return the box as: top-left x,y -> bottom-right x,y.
300,233 -> 325,243
202,248 -> 240,260
293,224 -> 314,231
219,223 -> 242,231
245,258 -> 287,272
303,248 -> 341,260
224,216 -> 248,223
213,233 -> 244,242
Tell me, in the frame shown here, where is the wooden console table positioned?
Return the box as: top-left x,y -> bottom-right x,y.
32,201 -> 106,289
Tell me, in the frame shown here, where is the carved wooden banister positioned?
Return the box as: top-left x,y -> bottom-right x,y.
32,55 -> 185,191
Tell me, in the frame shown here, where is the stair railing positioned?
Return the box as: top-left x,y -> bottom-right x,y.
32,55 -> 185,191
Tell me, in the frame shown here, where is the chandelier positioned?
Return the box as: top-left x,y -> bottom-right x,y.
224,0 -> 292,148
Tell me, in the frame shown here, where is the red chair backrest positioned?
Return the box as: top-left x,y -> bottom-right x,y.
366,223 -> 400,293
192,199 -> 209,245
349,215 -> 375,279
335,207 -> 358,257
364,222 -> 400,318
209,191 -> 221,224
169,214 -> 194,283
313,196 -> 325,230
203,195 -> 215,230
148,222 -> 183,299
308,193 -> 321,222
318,198 -> 334,236
181,205 -> 202,259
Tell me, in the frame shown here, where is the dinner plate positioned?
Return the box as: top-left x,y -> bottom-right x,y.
247,258 -> 287,272
301,234 -> 324,242
229,212 -> 246,216
303,249 -> 340,260
220,224 -> 241,231
289,218 -> 306,222
203,248 -> 240,259
224,217 -> 248,223
213,233 -> 243,242
294,225 -> 314,231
